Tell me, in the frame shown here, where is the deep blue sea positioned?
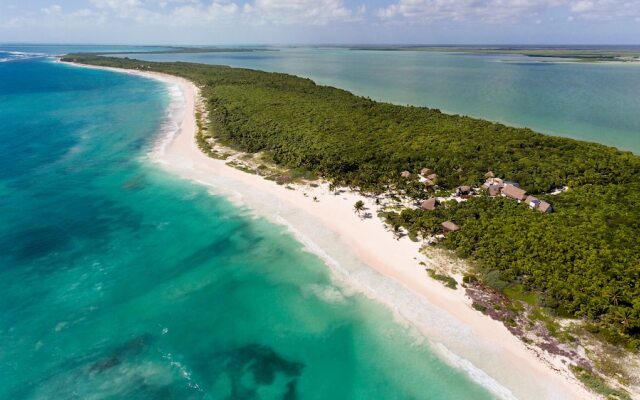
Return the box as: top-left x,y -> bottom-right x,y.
0,51 -> 496,398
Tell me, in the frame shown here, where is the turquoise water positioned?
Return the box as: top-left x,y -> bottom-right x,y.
122,47 -> 640,153
0,57 -> 495,398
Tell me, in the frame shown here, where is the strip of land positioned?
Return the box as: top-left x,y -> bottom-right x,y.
61,55 -> 639,399
350,46 -> 640,62
100,47 -> 277,55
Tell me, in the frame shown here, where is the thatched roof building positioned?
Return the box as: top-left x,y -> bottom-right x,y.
482,177 -> 504,189
456,186 -> 472,196
421,198 -> 438,211
502,184 -> 527,201
441,221 -> 460,233
537,201 -> 553,213
487,184 -> 501,197
525,195 -> 540,208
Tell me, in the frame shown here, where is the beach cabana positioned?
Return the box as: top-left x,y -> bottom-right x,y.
421,198 -> 438,211
441,221 -> 460,233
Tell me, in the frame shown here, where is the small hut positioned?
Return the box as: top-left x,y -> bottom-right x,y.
487,184 -> 501,197
441,221 -> 460,233
537,201 -> 553,213
426,173 -> 438,183
456,186 -> 472,196
502,184 -> 527,201
525,195 -> 540,209
401,171 -> 411,178
421,198 -> 438,211
420,168 -> 432,177
485,171 -> 496,179
482,177 -> 504,189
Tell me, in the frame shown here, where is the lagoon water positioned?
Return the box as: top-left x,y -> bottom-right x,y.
126,47 -> 640,153
0,53 -> 496,398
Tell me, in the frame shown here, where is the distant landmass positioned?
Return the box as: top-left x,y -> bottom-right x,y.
350,45 -> 640,62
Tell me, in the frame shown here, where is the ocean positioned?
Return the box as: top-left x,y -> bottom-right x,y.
0,51 -> 497,398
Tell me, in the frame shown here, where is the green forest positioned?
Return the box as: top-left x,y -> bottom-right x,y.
63,54 -> 640,349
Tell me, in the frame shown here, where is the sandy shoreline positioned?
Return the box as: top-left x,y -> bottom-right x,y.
64,60 -> 598,400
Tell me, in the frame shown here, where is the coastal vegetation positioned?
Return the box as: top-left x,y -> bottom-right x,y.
426,269 -> 458,290
102,47 -> 276,55
354,200 -> 365,216
62,54 -> 640,353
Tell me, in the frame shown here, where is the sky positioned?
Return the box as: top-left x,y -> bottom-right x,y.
1,0 -> 639,45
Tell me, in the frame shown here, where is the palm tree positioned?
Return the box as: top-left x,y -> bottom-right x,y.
614,307 -> 633,331
419,225 -> 431,241
354,200 -> 365,216
603,287 -> 622,306
392,223 -> 403,240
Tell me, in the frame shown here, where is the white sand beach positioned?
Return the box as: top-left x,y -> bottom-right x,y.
66,61 -> 598,400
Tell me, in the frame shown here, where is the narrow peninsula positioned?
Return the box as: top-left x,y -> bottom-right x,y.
63,53 -> 640,399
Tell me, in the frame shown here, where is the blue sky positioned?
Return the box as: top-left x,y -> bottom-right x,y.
1,0 -> 639,44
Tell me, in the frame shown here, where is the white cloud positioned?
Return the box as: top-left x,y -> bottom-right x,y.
244,0 -> 362,25
377,0 -> 640,23
41,5 -> 63,15
569,0 -> 640,19
26,0 -> 363,28
171,1 -> 239,25
376,0 -> 552,22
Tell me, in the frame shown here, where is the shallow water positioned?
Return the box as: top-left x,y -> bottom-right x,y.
0,56 -> 496,398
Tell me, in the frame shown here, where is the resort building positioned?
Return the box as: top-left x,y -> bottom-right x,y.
442,221 -> 460,233
401,171 -> 411,178
502,184 -> 528,201
485,171 -> 496,179
421,198 -> 438,211
487,184 -> 502,197
456,186 -> 472,196
503,180 -> 521,188
525,195 -> 541,209
420,168 -> 432,177
482,177 -> 504,189
537,201 -> 553,213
